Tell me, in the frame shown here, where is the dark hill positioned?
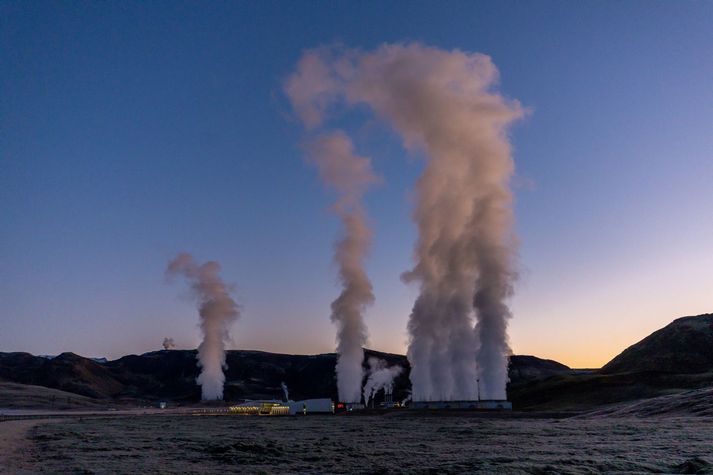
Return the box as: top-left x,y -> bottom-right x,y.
0,349 -> 412,404
584,386 -> 713,418
105,348 -> 412,403
0,352 -> 123,398
0,352 -> 47,382
602,313 -> 713,374
0,349 -> 559,405
509,313 -> 713,411
8,310 -> 713,412
0,381 -> 111,410
508,370 -> 713,411
508,355 -> 570,381
38,352 -> 124,398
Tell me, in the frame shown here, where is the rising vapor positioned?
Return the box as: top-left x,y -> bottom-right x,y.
286,43 -> 523,401
166,252 -> 240,400
302,133 -> 377,403
162,337 -> 176,350
363,357 -> 403,406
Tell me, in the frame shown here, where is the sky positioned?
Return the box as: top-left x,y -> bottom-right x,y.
1,1 -> 712,368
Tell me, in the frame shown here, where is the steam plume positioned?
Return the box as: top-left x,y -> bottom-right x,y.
166,252 -> 240,400
281,381 -> 290,402
162,338 -> 176,350
286,43 -> 523,401
302,132 -> 377,403
363,357 -> 403,405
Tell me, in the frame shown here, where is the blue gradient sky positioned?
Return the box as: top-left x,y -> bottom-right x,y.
2,1 -> 711,367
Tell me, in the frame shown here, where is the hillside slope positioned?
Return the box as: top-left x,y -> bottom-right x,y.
508,370 -> 713,411
602,313 -> 713,374
508,355 -> 570,381
509,313 -> 713,411
0,352 -> 123,398
5,312 -> 713,412
583,386 -> 713,418
1,349 -> 563,405
0,349 -> 410,403
0,382 -> 109,410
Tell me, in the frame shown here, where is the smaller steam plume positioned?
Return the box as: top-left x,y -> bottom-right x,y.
401,392 -> 412,406
162,338 -> 176,350
281,382 -> 290,402
166,252 -> 240,401
362,357 -> 403,405
302,132 -> 378,403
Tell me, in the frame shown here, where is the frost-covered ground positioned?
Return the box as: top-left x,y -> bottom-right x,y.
582,386 -> 713,418
14,413 -> 713,474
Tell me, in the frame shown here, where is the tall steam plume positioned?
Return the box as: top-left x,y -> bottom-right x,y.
302,133 -> 377,403
286,43 -> 523,401
166,252 -> 240,400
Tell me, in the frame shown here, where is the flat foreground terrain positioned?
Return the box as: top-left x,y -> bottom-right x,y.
3,413 -> 713,474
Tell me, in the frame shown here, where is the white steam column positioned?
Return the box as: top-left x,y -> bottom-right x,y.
285,43 -> 522,406
166,252 -> 240,401
283,92 -> 379,403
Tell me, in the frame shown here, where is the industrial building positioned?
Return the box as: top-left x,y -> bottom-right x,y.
410,400 -> 512,410
228,398 -> 334,416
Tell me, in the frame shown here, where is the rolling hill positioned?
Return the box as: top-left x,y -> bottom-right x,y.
0,348 -> 565,406
2,313 -> 712,411
602,313 -> 713,374
510,313 -> 713,410
0,349 -> 411,404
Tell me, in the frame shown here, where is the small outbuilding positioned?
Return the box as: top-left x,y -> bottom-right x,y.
410,400 -> 512,410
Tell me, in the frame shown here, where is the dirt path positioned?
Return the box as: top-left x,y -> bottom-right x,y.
0,419 -> 59,474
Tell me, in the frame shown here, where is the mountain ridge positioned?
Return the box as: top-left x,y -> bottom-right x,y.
3,312 -> 713,411
0,348 -> 568,405
602,313 -> 713,374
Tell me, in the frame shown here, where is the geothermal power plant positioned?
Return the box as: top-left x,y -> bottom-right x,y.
165,43 -> 519,412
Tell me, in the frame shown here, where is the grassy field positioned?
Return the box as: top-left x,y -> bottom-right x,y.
10,413 -> 713,474
0,382 -> 110,410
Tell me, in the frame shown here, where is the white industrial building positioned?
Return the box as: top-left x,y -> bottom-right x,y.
410,400 -> 512,410
228,398 -> 334,416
